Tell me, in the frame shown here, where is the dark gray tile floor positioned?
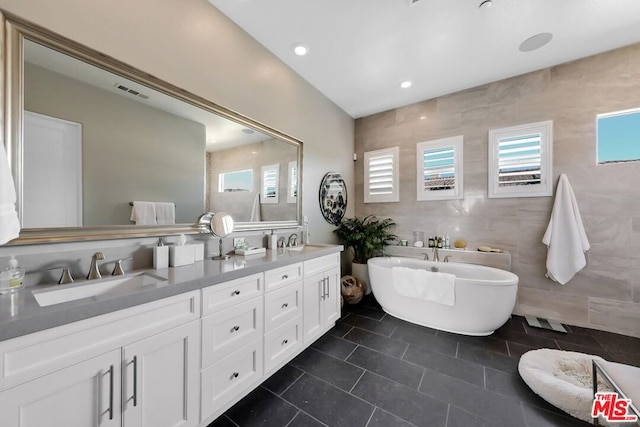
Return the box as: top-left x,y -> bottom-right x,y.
209,295 -> 640,427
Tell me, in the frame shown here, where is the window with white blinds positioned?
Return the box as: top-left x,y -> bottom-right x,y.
364,147 -> 399,203
261,164 -> 279,204
416,136 -> 463,201
488,120 -> 553,198
287,161 -> 297,203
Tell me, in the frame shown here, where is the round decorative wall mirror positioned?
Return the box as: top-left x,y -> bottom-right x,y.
319,172 -> 347,225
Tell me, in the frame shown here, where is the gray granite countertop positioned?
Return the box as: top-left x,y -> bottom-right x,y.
0,244 -> 342,342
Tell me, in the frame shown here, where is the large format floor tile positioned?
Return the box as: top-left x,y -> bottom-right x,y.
211,295 -> 639,427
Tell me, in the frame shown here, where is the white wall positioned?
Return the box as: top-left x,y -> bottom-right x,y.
0,0 -> 354,248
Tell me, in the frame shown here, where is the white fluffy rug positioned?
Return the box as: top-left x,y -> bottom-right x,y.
518,348 -> 612,423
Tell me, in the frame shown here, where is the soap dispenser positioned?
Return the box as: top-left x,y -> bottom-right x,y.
153,237 -> 169,269
0,256 -> 25,294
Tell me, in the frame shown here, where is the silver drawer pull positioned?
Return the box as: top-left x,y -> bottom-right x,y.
281,303 -> 288,309
231,290 -> 241,296
282,274 -> 288,279
230,372 -> 239,380
282,339 -> 289,345
231,325 -> 240,332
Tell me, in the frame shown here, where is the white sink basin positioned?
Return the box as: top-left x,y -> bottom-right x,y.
32,272 -> 166,307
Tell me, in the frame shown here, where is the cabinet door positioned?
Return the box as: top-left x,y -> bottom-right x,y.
322,267 -> 341,327
303,271 -> 324,344
122,321 -> 199,427
0,349 -> 121,427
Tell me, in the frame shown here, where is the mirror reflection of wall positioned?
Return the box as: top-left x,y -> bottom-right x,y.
19,38 -> 301,229
207,139 -> 298,222
24,61 -> 205,226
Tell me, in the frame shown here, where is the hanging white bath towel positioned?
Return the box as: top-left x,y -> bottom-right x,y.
130,201 -> 157,225
542,174 -> 590,285
155,202 -> 175,225
0,142 -> 20,245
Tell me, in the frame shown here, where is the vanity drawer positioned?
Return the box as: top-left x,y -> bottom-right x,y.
264,281 -> 302,334
264,317 -> 302,374
264,263 -> 302,292
202,273 -> 263,315
303,253 -> 339,278
201,296 -> 263,368
200,338 -> 263,421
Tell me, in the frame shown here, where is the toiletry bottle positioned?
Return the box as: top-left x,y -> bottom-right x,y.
0,256 -> 25,294
445,234 -> 450,249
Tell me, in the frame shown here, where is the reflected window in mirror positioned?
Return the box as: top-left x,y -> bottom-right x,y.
287,161 -> 297,204
219,169 -> 253,192
597,108 -> 640,164
261,164 -> 279,204
488,120 -> 553,198
416,136 -> 463,201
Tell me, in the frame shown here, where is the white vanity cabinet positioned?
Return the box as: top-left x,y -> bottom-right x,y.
302,253 -> 341,344
200,273 -> 265,422
263,263 -> 303,375
0,349 -> 122,427
0,291 -> 201,427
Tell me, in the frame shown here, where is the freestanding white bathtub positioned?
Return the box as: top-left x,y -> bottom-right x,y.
368,257 -> 518,336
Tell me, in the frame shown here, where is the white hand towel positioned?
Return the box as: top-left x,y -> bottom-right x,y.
542,174 -> 590,285
155,202 -> 175,225
392,266 -> 456,306
130,201 -> 157,225
0,142 -> 20,245
250,192 -> 261,222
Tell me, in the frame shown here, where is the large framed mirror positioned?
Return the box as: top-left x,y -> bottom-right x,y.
1,11 -> 302,244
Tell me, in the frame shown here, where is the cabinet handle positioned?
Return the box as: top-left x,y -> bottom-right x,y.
230,372 -> 239,380
282,339 -> 289,345
325,276 -> 330,298
231,289 -> 241,296
231,325 -> 240,332
108,364 -> 114,420
282,274 -> 288,279
319,278 -> 324,300
132,355 -> 138,407
281,302 -> 288,309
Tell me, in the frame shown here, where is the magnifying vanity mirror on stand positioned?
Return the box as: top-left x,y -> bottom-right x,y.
197,212 -> 234,260
1,11 -> 303,245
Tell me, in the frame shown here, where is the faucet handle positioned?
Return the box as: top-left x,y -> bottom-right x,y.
47,266 -> 74,284
112,260 -> 125,276
421,253 -> 430,261
111,257 -> 133,276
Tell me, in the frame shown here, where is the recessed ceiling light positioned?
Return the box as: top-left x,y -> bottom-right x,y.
242,128 -> 255,134
519,32 -> 553,52
292,43 -> 309,56
400,81 -> 412,89
479,0 -> 492,9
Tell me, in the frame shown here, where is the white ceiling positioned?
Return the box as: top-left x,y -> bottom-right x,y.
208,0 -> 640,118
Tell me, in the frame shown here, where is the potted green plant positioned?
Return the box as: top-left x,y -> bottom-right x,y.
334,215 -> 396,294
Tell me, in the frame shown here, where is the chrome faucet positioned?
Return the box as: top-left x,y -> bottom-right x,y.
432,247 -> 439,262
287,233 -> 299,247
87,252 -> 105,280
422,253 -> 430,261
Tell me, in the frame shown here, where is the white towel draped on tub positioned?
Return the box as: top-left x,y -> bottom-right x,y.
0,142 -> 20,245
155,202 -> 175,225
392,266 -> 456,306
130,201 -> 157,225
542,174 -> 590,285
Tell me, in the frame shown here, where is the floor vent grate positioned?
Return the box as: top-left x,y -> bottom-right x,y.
525,316 -> 568,333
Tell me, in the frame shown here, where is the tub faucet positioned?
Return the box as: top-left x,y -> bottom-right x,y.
87,252 -> 105,280
287,233 -> 298,247
422,253 -> 429,261
432,247 -> 439,262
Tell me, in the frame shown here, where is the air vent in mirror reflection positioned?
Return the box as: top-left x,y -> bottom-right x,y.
114,83 -> 150,100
